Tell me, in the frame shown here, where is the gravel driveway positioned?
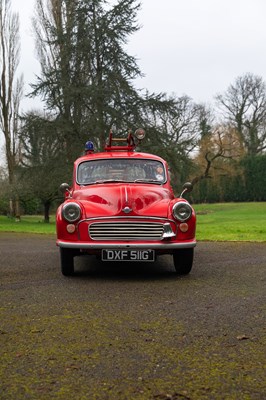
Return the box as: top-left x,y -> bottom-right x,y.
0,233 -> 265,400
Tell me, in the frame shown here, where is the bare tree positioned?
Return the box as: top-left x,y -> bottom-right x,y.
138,94 -> 205,187
216,73 -> 266,155
192,124 -> 244,185
0,0 -> 23,215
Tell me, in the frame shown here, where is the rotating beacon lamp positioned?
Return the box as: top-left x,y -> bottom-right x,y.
85,141 -> 94,154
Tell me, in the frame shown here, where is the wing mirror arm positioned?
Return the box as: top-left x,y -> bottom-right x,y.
180,182 -> 193,198
59,183 -> 71,198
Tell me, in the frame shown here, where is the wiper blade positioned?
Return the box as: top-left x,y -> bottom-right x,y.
81,179 -> 163,185
133,179 -> 163,184
93,179 -> 126,184
80,179 -> 126,185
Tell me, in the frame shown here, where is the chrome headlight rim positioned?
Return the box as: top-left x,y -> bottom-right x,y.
172,201 -> 192,222
62,202 -> 81,223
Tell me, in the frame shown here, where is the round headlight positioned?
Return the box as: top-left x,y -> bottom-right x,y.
62,202 -> 81,222
172,201 -> 192,222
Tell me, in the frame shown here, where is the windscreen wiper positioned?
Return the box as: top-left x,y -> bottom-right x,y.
133,179 -> 163,184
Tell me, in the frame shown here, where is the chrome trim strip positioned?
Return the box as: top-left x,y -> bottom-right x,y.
125,186 -> 128,204
57,241 -> 196,249
77,216 -> 177,225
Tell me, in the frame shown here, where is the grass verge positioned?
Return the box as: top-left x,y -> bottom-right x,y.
0,202 -> 265,241
194,202 -> 266,242
0,215 -> 56,235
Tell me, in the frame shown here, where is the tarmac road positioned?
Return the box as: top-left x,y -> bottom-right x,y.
0,233 -> 265,400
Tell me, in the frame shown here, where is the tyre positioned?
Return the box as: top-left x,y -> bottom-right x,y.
60,248 -> 75,276
173,248 -> 194,275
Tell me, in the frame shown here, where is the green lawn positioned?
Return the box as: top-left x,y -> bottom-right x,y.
0,202 -> 265,241
0,215 -> 56,235
194,202 -> 266,242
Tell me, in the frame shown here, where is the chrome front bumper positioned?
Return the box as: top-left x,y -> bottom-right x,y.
57,240 -> 196,249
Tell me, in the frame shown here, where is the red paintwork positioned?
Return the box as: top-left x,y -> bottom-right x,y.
72,184 -> 173,217
56,147 -> 196,255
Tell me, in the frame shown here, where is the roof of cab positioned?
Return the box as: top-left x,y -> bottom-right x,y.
74,151 -> 167,165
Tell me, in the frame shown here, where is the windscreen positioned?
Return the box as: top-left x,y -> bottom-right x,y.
77,159 -> 166,185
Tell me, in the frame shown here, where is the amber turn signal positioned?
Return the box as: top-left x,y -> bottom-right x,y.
66,224 -> 76,234
179,223 -> 189,233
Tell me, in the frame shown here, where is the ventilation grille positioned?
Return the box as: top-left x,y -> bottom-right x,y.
89,222 -> 164,240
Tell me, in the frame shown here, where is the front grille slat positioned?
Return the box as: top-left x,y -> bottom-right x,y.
89,222 -> 164,240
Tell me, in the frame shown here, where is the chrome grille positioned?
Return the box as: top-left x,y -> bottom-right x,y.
89,222 -> 164,240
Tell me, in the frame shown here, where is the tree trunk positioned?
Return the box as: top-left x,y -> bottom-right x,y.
15,197 -> 21,221
43,201 -> 50,223
9,199 -> 14,217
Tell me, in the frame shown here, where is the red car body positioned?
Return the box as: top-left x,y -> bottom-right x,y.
56,131 -> 196,276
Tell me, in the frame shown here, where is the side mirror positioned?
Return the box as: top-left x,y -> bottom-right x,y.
180,182 -> 193,198
59,183 -> 71,195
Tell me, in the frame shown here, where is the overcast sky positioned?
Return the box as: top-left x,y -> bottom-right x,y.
10,0 -> 266,111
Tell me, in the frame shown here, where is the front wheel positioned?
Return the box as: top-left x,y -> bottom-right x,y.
60,248 -> 75,276
173,248 -> 194,275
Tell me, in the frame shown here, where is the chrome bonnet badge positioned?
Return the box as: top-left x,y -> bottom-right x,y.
122,206 -> 132,214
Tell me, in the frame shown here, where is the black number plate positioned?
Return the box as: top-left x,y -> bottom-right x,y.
102,249 -> 155,262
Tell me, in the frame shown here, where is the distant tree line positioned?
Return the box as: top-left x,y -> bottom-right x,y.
190,73 -> 266,203
191,155 -> 266,203
0,0 -> 266,221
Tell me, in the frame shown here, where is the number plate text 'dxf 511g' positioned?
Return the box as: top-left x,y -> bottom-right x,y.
101,249 -> 155,262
